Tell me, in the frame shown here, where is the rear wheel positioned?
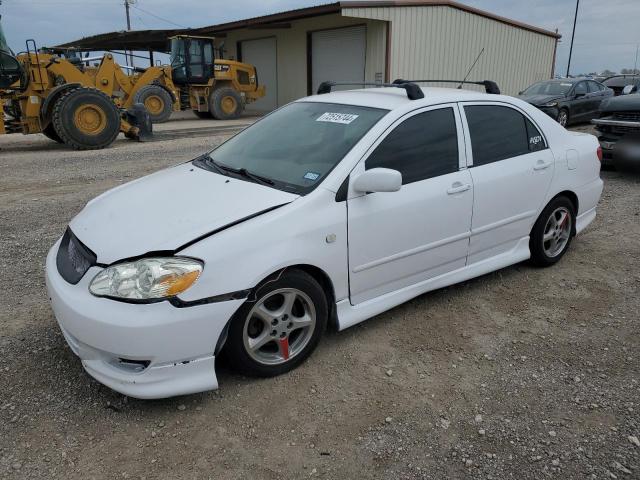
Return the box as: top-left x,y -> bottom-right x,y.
224,270 -> 327,377
134,85 -> 173,123
52,87 -> 121,150
209,87 -> 244,120
529,196 -> 575,267
42,123 -> 63,143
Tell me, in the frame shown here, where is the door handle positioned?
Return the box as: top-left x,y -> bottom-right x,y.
447,182 -> 471,194
533,160 -> 552,171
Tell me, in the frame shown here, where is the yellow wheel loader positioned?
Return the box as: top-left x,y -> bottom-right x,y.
0,19 -> 151,150
167,35 -> 265,120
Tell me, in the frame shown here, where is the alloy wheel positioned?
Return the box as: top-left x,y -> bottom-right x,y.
542,206 -> 572,258
243,288 -> 316,365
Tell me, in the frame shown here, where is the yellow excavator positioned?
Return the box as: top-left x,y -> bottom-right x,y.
0,18 -> 151,150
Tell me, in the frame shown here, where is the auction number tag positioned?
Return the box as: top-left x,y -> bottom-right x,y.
316,112 -> 359,124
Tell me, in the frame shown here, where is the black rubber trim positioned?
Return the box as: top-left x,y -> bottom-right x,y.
169,289 -> 251,308
335,176 -> 349,202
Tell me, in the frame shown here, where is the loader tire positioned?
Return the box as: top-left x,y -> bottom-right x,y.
42,124 -> 63,143
209,87 -> 244,120
52,87 -> 121,150
134,85 -> 173,123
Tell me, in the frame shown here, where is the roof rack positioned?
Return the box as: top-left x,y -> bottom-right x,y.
317,81 -> 425,100
393,79 -> 501,95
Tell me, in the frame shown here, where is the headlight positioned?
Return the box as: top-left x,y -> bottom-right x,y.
542,101 -> 558,107
89,257 -> 203,301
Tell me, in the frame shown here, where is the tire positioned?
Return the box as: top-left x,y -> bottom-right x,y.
193,110 -> 213,119
134,85 -> 173,123
529,196 -> 576,267
224,269 -> 328,377
557,108 -> 569,127
209,87 -> 244,120
52,87 -> 121,150
42,123 -> 63,143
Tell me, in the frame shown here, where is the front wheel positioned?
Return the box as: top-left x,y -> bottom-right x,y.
209,87 -> 244,120
529,196 -> 575,267
134,85 -> 173,123
557,108 -> 569,127
223,270 -> 328,377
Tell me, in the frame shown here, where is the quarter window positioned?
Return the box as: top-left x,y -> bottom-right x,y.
366,108 -> 459,184
465,105 -> 546,165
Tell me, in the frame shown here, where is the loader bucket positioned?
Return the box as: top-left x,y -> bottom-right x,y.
124,103 -> 153,142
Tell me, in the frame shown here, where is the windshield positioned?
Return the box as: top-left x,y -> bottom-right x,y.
202,102 -> 388,194
170,38 -> 187,82
523,81 -> 574,96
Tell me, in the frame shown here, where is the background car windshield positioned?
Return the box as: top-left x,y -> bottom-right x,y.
524,81 -> 573,95
209,102 -> 388,193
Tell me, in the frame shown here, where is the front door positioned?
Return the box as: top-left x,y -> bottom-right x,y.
460,103 -> 555,263
347,105 -> 473,305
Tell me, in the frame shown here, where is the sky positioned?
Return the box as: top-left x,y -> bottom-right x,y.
1,0 -> 638,75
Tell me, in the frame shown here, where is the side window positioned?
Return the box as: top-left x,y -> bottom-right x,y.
366,108 -> 459,185
574,82 -> 587,95
525,118 -> 547,152
464,105 -> 532,166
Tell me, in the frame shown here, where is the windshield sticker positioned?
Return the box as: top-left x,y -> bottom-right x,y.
303,172 -> 321,181
316,112 -> 359,125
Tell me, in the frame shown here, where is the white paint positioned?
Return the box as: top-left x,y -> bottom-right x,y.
46,85 -> 603,398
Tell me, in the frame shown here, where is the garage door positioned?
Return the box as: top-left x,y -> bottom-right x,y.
311,25 -> 366,94
240,37 -> 277,112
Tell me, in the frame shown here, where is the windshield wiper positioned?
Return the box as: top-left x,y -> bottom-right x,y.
207,157 -> 275,186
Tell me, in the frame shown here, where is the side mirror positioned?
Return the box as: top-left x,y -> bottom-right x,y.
353,168 -> 402,194
518,91 -> 523,95
622,84 -> 637,95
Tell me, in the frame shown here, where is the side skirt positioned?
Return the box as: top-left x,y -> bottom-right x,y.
336,237 -> 531,331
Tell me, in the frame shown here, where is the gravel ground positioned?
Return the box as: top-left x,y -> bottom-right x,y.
0,119 -> 639,480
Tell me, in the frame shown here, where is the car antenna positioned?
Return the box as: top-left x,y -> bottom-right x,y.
458,47 -> 485,89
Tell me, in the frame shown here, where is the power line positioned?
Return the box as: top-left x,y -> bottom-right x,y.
130,3 -> 188,29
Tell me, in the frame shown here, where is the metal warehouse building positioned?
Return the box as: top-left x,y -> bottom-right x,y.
61,1 -> 560,113
195,1 -> 560,112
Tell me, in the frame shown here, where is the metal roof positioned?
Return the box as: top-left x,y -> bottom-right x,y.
56,0 -> 560,51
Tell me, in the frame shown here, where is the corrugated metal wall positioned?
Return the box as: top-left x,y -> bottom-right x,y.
220,14 -> 386,107
343,6 -> 557,95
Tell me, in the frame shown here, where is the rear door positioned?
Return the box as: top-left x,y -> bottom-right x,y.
460,103 -> 555,264
347,105 -> 473,304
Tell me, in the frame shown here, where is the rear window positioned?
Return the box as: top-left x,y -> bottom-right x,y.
464,105 -> 545,165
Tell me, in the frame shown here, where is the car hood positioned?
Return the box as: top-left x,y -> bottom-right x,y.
599,94 -> 640,113
70,162 -> 299,264
518,94 -> 565,106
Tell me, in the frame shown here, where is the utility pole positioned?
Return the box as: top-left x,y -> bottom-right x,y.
566,0 -> 580,77
634,44 -> 639,74
124,0 -> 134,67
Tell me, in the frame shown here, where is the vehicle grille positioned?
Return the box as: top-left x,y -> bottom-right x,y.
612,112 -> 640,122
56,228 -> 97,284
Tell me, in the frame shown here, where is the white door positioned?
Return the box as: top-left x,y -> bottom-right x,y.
460,103 -> 555,264
240,37 -> 277,112
347,106 -> 473,305
311,26 -> 366,94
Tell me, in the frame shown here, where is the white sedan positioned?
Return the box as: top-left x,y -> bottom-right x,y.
46,82 -> 603,399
